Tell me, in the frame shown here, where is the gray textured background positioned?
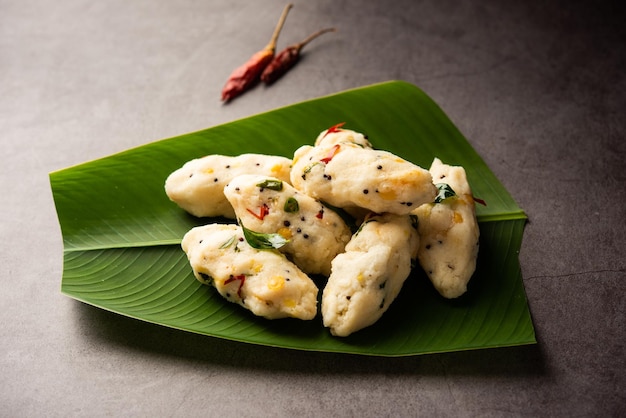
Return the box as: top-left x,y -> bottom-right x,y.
2,0 -> 624,416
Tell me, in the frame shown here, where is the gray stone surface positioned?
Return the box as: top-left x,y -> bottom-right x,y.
1,0 -> 624,416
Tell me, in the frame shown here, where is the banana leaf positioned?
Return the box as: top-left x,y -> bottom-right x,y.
50,81 -> 535,356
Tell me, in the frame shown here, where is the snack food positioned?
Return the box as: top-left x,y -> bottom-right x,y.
165,154 -> 292,218
290,138 -> 437,215
170,124 -> 480,334
182,223 -> 318,320
321,213 -> 419,336
223,174 -> 352,276
412,158 -> 480,298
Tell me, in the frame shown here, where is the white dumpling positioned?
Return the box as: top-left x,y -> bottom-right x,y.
224,174 -> 352,276
165,153 -> 292,218
321,213 -> 419,337
313,124 -> 373,149
412,158 -> 480,298
182,224 -> 318,320
290,142 -> 436,215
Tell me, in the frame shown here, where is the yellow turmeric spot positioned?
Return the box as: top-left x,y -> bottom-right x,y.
204,167 -> 214,174
357,273 -> 365,284
283,299 -> 296,308
453,211 -> 463,223
270,163 -> 283,174
247,259 -> 263,274
378,188 -> 398,201
267,275 -> 285,291
277,227 -> 293,239
460,195 -> 473,205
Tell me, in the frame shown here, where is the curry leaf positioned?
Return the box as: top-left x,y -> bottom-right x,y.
434,183 -> 457,203
240,221 -> 289,250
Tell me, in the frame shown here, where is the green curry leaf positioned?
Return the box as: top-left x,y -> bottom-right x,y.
434,183 -> 457,203
240,221 -> 289,250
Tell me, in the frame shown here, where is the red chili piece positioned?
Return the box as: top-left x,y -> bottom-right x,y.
323,122 -> 345,137
225,274 -> 246,298
221,4 -> 293,102
473,196 -> 487,206
320,144 -> 341,164
260,27 -> 336,85
247,203 -> 270,220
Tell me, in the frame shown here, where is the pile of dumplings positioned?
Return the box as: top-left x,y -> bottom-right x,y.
165,124 -> 480,337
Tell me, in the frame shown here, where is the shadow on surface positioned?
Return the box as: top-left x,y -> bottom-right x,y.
73,300 -> 547,378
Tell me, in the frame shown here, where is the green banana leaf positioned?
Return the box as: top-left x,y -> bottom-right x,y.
50,81 -> 535,356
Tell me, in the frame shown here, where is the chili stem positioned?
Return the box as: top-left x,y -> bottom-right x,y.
265,3 -> 293,52
295,27 -> 336,51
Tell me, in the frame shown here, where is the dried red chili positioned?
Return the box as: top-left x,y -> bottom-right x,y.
260,27 -> 336,84
221,4 -> 293,102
